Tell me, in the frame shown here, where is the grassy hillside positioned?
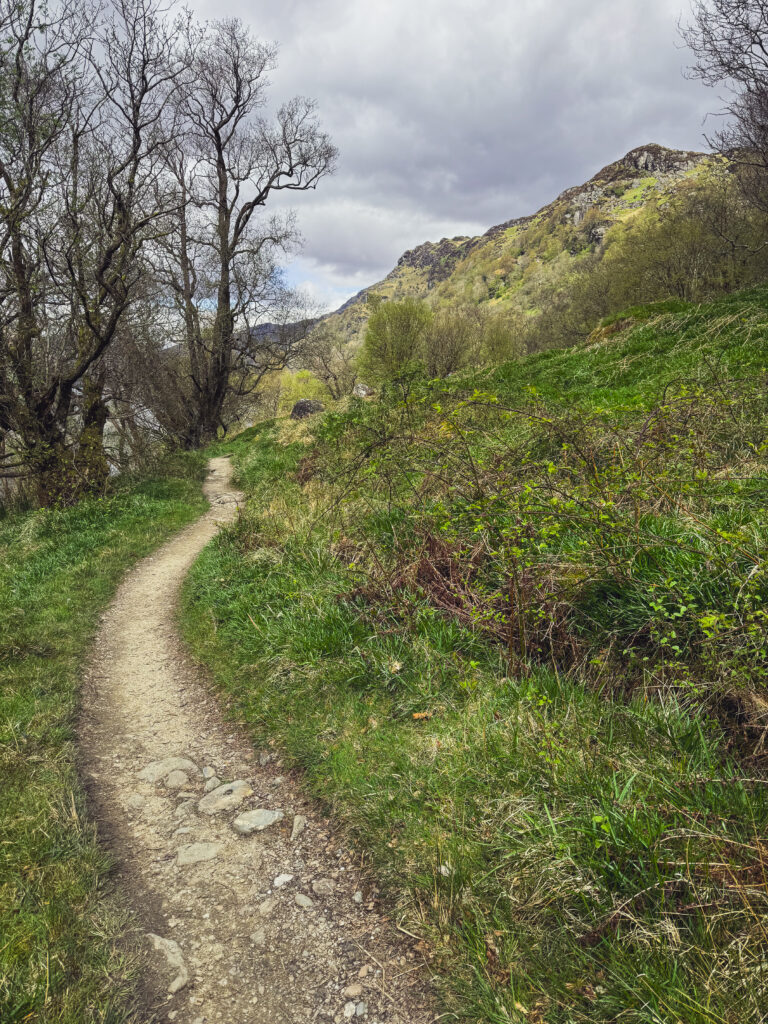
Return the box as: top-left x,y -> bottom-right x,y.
325,144 -> 711,345
0,455 -> 206,1023
183,289 -> 768,1023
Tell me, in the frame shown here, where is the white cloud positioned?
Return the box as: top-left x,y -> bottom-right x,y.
188,0 -> 715,312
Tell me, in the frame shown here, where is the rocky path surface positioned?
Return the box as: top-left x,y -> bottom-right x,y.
81,457 -> 435,1024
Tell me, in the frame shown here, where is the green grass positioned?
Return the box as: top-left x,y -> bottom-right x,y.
181,290 -> 768,1023
0,453 -> 207,1023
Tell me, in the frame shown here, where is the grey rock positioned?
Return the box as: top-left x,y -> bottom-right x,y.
146,933 -> 189,994
343,1002 -> 357,1019
290,814 -> 308,841
176,842 -> 222,866
259,752 -> 272,766
258,897 -> 277,916
197,780 -> 252,815
165,770 -> 189,790
233,808 -> 284,835
356,1002 -> 368,1017
312,878 -> 335,897
138,757 -> 199,783
353,891 -> 363,904
126,793 -> 146,810
174,800 -> 196,819
202,766 -> 217,780
290,398 -> 325,420
204,776 -> 221,793
294,893 -> 315,909
273,873 -> 294,888
250,928 -> 267,946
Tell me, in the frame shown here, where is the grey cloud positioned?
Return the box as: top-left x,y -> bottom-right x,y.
190,0 -> 715,308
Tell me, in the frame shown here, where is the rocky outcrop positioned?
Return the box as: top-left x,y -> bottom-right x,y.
396,236 -> 474,285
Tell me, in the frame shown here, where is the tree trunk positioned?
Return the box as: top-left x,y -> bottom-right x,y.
74,375 -> 110,493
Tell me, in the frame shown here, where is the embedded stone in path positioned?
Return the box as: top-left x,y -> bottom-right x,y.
295,892 -> 314,909
291,814 -> 308,841
176,842 -> 222,866
146,933 -> 189,994
138,756 -> 199,783
165,770 -> 190,790
197,780 -> 252,814
233,808 -> 285,835
312,878 -> 335,896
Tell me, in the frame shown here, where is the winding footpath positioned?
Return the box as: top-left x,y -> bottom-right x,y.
80,458 -> 434,1024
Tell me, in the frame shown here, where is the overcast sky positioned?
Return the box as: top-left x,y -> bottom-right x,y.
190,0 -> 717,312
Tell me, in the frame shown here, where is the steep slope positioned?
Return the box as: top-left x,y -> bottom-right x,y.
326,143 -> 708,342
183,286 -> 768,1024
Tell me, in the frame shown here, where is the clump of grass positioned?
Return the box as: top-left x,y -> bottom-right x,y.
182,291 -> 768,1023
0,454 -> 206,1023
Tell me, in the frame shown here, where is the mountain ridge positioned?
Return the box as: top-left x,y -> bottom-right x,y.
324,143 -> 710,340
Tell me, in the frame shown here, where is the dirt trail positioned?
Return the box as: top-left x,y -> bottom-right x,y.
81,457 -> 434,1024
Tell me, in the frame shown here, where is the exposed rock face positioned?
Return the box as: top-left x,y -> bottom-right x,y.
396,236 -> 474,286
290,399 -> 325,420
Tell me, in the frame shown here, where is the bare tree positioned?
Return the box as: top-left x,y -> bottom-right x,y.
0,0 -> 189,502
300,321 -> 358,400
163,17 -> 337,445
0,0 -> 86,498
683,1 -> 768,213
0,5 -> 336,498
51,0 -> 190,490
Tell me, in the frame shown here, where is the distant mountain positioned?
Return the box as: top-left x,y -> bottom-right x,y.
324,143 -> 708,343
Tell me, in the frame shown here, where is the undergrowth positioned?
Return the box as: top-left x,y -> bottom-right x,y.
182,291 -> 768,1023
0,452 -> 206,1023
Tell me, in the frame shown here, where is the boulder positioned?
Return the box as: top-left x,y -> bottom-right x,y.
290,399 -> 324,420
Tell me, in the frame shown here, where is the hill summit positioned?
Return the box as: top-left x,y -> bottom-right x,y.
326,143 -> 709,341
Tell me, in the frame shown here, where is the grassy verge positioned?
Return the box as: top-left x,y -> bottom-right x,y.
0,452 -> 207,1023
182,291 -> 768,1023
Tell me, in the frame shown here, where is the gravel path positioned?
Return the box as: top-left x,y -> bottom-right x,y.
80,457 -> 435,1024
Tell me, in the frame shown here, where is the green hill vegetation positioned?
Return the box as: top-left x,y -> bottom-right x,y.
183,288 -> 768,1023
320,145 -> 768,360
